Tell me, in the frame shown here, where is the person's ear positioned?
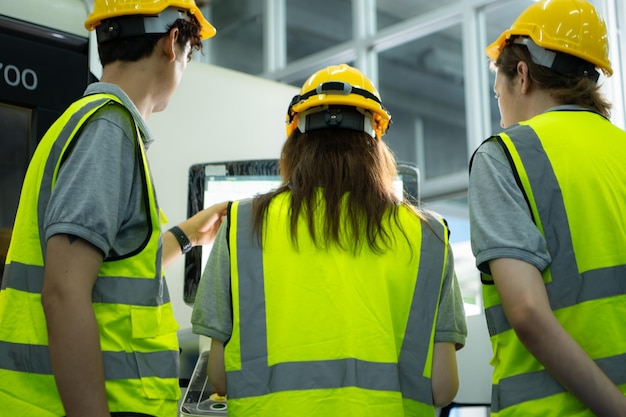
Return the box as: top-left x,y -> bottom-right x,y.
516,60 -> 530,94
163,28 -> 180,62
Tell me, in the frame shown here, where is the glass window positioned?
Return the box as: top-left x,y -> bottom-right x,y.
286,60 -> 356,90
378,25 -> 467,183
484,0 -> 537,133
424,196 -> 482,317
286,0 -> 352,63
613,0 -> 626,128
377,0 -> 459,31
618,0 -> 626,59
206,0 -> 264,75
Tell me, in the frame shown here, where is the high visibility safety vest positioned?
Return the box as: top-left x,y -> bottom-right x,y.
224,194 -> 450,417
477,108 -> 626,416
0,94 -> 180,416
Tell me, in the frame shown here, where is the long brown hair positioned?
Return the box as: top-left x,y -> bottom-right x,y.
251,128 -> 420,254
495,41 -> 612,119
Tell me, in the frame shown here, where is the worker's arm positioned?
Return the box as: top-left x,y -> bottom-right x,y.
207,338 -> 226,395
431,341 -> 459,407
162,202 -> 228,269
490,258 -> 626,417
41,234 -> 110,417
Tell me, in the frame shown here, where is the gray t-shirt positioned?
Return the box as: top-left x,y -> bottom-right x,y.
192,215 -> 468,348
468,139 -> 551,275
44,83 -> 156,258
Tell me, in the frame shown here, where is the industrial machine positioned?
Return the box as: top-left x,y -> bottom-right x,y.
0,12 -> 90,280
180,350 -> 228,417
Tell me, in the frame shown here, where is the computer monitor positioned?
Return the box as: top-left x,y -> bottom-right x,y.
183,159 -> 420,305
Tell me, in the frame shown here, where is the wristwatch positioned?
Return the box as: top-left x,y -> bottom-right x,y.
169,225 -> 193,254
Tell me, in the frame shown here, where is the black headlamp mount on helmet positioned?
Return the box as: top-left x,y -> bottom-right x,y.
299,105 -> 375,137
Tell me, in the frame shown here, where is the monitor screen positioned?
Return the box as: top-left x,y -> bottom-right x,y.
183,159 -> 420,305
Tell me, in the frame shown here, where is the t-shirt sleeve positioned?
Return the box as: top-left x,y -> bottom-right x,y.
191,221 -> 233,343
44,106 -> 137,256
434,245 -> 468,349
468,140 -> 551,276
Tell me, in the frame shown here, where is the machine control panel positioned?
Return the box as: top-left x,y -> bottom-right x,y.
180,350 -> 228,416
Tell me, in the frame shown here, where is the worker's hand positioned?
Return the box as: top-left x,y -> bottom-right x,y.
180,201 -> 228,247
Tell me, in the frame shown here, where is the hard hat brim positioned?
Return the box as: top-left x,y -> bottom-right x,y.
85,2 -> 216,40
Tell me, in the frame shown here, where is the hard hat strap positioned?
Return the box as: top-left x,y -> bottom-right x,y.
297,105 -> 376,138
300,82 -> 382,105
287,81 -> 385,124
96,7 -> 190,43
513,37 -> 600,83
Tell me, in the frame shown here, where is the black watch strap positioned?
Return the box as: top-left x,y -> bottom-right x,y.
169,226 -> 193,254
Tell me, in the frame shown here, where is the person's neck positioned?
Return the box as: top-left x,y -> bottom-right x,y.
524,90 -> 562,120
100,61 -> 155,121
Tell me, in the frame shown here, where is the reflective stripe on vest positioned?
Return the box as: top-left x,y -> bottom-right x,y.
492,353 -> 626,412
226,197 -> 448,414
0,94 -> 179,415
2,262 -> 170,305
478,110 -> 626,414
0,340 -> 178,379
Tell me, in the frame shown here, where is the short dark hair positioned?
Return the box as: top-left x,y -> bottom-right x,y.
98,15 -> 203,66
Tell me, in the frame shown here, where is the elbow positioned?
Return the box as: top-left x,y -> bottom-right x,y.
506,303 -> 546,346
40,286 -> 62,318
432,377 -> 459,408
507,300 -> 556,352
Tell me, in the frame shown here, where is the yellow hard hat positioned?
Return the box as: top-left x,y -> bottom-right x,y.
286,64 -> 391,139
85,0 -> 216,40
486,0 -> 612,76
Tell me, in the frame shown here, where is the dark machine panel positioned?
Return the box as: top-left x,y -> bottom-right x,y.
0,14 -> 90,277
